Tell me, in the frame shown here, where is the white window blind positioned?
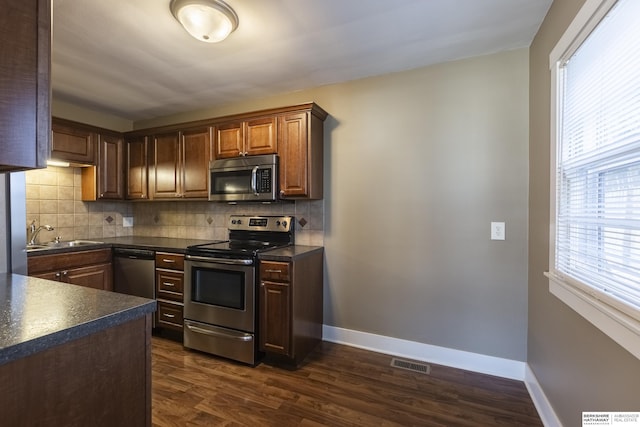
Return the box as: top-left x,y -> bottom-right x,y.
554,0 -> 640,318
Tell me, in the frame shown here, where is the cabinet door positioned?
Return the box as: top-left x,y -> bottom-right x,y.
181,127 -> 212,198
150,132 -> 181,198
245,117 -> 277,156
126,137 -> 148,200
215,122 -> 243,159
0,0 -> 50,172
259,281 -> 291,356
64,263 -> 113,291
31,271 -> 60,281
96,132 -> 124,199
278,112 -> 308,197
51,120 -> 95,164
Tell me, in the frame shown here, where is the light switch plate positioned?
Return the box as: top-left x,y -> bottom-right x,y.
123,216 -> 134,228
491,222 -> 505,240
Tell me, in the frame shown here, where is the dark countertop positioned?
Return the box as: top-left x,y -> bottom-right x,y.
27,236 -> 214,256
0,274 -> 156,367
27,237 -> 324,260
259,245 -> 324,261
100,236 -> 214,253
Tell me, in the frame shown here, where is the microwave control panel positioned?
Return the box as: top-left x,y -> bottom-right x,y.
257,169 -> 272,193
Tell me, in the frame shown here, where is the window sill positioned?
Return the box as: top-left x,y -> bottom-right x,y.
545,272 -> 640,360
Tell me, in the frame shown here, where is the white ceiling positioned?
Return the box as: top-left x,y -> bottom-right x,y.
52,0 -> 552,121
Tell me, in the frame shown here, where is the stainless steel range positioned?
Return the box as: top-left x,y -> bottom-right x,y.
183,215 -> 294,365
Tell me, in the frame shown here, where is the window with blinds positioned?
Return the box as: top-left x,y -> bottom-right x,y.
548,0 -> 640,357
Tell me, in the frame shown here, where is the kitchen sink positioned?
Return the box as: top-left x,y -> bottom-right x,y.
47,240 -> 104,248
26,240 -> 104,252
25,244 -> 49,251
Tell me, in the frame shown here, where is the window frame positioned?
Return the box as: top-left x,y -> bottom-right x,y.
547,0 -> 640,360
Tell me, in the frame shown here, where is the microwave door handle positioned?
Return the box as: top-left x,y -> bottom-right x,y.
251,166 -> 259,195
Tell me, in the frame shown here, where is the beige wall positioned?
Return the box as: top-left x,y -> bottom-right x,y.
529,0 -> 640,424
141,48 -> 531,361
52,99 -> 134,132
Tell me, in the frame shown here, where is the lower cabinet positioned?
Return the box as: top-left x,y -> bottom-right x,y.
27,249 -> 113,291
260,264 -> 292,355
155,252 -> 185,332
259,249 -> 323,366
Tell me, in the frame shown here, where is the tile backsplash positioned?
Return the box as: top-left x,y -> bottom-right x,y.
26,167 -> 133,244
25,167 -> 324,246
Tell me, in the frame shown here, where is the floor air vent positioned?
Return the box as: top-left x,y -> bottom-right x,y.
390,358 -> 431,374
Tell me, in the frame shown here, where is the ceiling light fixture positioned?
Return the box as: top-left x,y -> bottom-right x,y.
170,0 -> 238,43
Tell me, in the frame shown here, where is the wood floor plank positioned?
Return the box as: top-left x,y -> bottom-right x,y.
151,337 -> 542,426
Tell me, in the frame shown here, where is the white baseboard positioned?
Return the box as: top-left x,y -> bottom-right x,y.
322,325 -> 526,380
524,365 -> 563,427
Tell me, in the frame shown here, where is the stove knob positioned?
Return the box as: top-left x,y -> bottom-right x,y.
231,220 -> 236,225
282,221 -> 287,228
237,219 -> 242,225
276,221 -> 281,227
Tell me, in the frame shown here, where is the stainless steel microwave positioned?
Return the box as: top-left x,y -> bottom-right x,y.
208,154 -> 278,202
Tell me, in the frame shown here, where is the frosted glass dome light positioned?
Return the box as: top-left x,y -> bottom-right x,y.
170,0 -> 238,43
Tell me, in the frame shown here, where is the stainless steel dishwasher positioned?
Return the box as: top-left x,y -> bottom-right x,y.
113,248 -> 156,300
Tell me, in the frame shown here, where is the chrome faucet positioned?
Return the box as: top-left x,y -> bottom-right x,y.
28,220 -> 54,246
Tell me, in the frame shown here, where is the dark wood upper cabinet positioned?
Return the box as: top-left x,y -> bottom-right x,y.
149,132 -> 181,199
147,128 -> 212,200
245,117 -> 277,156
0,0 -> 51,172
215,122 -> 244,159
126,136 -> 149,200
181,127 -> 213,198
214,117 -> 277,159
97,132 -> 124,199
51,118 -> 96,165
82,131 -> 124,200
278,105 -> 327,199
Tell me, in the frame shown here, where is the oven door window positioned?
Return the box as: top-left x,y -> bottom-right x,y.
192,267 -> 245,310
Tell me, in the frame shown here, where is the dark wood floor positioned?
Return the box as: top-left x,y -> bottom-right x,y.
151,336 -> 542,426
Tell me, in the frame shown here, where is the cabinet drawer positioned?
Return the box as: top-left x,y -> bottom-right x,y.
156,252 -> 184,270
156,269 -> 184,301
157,301 -> 184,330
28,248 -> 112,275
260,261 -> 290,282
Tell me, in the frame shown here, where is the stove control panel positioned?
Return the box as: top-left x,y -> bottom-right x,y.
229,215 -> 293,232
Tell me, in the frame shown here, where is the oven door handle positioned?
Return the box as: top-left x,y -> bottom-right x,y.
185,254 -> 253,265
185,323 -> 253,342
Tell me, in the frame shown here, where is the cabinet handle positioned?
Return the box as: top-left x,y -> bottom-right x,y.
162,313 -> 176,318
100,193 -> 104,197
61,270 -> 68,276
163,282 -> 175,287
162,259 -> 175,263
55,272 -> 61,278
265,269 -> 282,273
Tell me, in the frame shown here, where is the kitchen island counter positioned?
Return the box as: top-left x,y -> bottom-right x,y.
0,273 -> 155,426
0,273 -> 155,366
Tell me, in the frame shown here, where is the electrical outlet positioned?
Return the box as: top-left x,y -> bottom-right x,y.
491,222 -> 505,240
123,216 -> 134,228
